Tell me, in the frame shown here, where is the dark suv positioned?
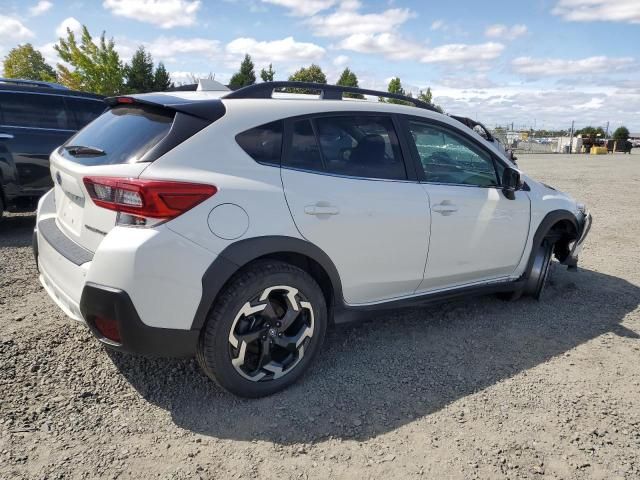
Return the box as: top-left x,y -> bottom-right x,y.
0,78 -> 105,216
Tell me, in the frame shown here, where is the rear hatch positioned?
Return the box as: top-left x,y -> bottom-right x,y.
49,95 -> 224,252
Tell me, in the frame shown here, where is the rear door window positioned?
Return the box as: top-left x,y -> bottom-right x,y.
0,92 -> 72,130
285,119 -> 323,171
65,97 -> 106,129
61,105 -> 174,165
235,120 -> 283,165
315,115 -> 406,180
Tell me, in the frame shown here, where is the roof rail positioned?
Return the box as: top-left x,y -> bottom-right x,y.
223,81 -> 440,112
0,77 -> 68,90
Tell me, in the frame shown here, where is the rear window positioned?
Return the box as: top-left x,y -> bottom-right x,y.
235,120 -> 283,165
62,105 -> 174,165
0,92 -> 72,130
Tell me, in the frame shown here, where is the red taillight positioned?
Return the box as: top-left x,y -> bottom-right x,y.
93,316 -> 121,343
83,177 -> 217,223
115,96 -> 135,104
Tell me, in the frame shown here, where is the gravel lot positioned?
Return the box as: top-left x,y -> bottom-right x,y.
1,153 -> 639,480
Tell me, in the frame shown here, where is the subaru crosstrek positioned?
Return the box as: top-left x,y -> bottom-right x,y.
34,82 -> 591,397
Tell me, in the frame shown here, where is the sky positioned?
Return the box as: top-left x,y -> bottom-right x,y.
0,0 -> 639,131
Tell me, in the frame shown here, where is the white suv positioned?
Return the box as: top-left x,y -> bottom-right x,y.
34,82 -> 591,397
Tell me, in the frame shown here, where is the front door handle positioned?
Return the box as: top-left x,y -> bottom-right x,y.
304,204 -> 340,216
432,201 -> 458,216
0,133 -> 14,140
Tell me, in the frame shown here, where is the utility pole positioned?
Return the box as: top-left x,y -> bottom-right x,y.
605,121 -> 609,138
569,120 -> 575,154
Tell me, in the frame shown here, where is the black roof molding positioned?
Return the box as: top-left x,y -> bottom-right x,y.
223,81 -> 441,112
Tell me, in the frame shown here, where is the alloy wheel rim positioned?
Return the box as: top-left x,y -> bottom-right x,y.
228,285 -> 314,382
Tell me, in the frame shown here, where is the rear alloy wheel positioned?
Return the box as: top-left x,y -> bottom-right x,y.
197,261 -> 327,397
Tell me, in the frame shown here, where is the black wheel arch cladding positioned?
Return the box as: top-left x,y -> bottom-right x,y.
523,209 -> 578,279
191,236 -> 343,331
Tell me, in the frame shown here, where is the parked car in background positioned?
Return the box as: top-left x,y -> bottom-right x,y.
34,82 -> 590,397
0,78 -> 105,217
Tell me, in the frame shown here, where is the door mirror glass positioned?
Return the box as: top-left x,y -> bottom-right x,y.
501,167 -> 521,199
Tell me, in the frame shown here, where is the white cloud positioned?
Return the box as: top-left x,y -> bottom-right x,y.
512,56 -> 635,77
225,36 -> 325,64
261,0 -> 336,16
144,36 -> 220,62
421,42 -> 504,63
103,0 -> 201,28
55,17 -> 82,38
485,24 -> 528,40
430,19 -> 445,30
307,3 -> 414,37
0,15 -> 35,42
552,0 -> 640,23
333,54 -> 349,67
29,1 -> 53,16
338,33 -> 504,65
337,33 -> 420,60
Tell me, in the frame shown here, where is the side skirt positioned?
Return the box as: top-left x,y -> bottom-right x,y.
333,279 -> 525,324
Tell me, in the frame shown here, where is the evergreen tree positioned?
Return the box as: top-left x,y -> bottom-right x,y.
125,46 -> 154,93
381,77 -> 411,104
336,67 -> 363,99
260,63 -> 275,82
417,87 -> 444,113
229,54 -> 256,90
153,62 -> 173,91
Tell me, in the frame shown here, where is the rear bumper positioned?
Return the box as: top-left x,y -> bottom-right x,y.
80,283 -> 199,357
33,189 -> 211,358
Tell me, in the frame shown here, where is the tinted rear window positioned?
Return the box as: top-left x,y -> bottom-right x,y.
235,120 -> 283,165
62,105 -> 174,165
0,92 -> 72,130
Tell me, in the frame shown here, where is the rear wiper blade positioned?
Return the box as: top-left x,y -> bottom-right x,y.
64,145 -> 106,156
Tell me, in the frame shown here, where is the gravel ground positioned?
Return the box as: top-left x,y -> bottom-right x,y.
1,153 -> 639,480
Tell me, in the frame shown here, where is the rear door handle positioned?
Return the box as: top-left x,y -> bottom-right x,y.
0,133 -> 14,140
304,205 -> 340,216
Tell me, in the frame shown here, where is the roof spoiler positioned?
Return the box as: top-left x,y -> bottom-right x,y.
105,95 -> 226,122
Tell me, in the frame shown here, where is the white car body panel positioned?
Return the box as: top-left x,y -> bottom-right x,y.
281,169 -> 430,304
418,185 -> 531,292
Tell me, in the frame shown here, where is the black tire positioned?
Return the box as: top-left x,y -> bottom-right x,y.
196,260 -> 327,398
524,238 -> 554,300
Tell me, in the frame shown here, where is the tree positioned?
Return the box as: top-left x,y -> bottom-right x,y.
612,126 -> 629,141
260,63 -> 275,82
153,62 -> 173,91
54,25 -> 125,95
125,46 -> 154,93
287,64 -> 327,93
381,77 -> 411,105
228,54 -> 256,90
2,44 -> 56,82
417,87 -> 444,113
576,126 -> 605,138
336,67 -> 363,99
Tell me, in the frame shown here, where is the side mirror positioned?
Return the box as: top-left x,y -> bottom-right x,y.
502,167 -> 521,200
